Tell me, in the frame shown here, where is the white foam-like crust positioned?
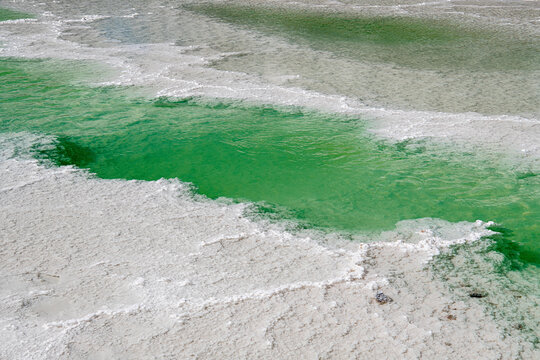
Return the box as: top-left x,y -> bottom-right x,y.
0,133 -> 536,359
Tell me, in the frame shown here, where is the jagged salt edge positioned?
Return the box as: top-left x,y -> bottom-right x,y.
42,304 -> 146,330
35,222 -> 495,331
39,272 -> 366,331
0,18 -> 37,24
364,220 -> 497,258
36,220 -> 495,330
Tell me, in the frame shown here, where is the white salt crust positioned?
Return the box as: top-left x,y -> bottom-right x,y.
0,133 -> 537,359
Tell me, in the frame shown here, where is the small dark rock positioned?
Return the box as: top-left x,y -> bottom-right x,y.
375,291 -> 393,304
446,315 -> 456,320
469,292 -> 486,298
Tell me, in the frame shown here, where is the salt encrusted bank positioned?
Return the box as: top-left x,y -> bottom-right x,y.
0,133 -> 536,358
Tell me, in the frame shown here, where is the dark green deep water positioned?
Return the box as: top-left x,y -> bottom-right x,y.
0,58 -> 538,267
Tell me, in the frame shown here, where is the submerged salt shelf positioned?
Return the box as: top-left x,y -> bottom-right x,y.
0,0 -> 537,170
0,0 -> 539,359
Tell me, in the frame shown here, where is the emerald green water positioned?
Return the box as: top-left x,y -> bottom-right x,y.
0,58 -> 538,266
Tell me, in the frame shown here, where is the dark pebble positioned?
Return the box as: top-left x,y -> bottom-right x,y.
375,292 -> 393,304
469,292 -> 486,298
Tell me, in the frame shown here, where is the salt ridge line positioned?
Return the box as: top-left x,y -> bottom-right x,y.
39,273 -> 367,331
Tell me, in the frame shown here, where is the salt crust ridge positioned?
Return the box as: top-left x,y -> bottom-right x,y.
0,133 -> 537,359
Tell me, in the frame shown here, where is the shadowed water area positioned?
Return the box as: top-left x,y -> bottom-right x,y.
1,58 -> 538,267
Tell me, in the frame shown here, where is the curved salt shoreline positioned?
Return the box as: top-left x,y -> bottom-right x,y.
0,133 -> 537,359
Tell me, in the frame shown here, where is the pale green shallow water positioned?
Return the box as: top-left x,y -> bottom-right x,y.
188,3 -> 539,72
183,4 -> 539,116
1,58 -> 538,268
0,7 -> 32,21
